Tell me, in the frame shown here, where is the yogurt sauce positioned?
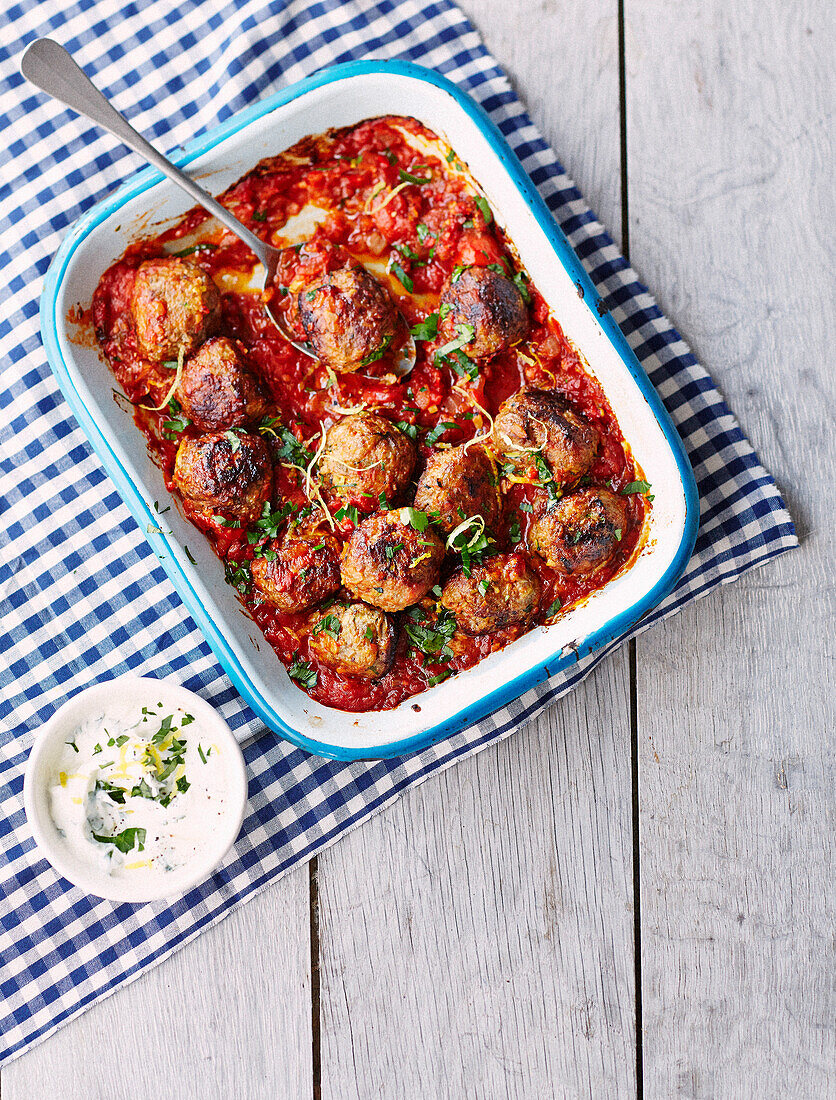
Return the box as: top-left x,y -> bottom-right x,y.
49,700 -> 232,882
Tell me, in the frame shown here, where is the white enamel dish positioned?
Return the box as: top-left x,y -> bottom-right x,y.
40,60 -> 699,760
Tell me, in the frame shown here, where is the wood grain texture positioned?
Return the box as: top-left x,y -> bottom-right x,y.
319,656 -> 636,1099
315,4 -> 637,1096
625,1 -> 835,1096
2,870 -> 313,1100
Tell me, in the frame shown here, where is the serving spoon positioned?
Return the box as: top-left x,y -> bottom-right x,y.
20,38 -> 416,378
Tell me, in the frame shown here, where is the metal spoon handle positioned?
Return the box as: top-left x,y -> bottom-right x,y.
20,38 -> 272,266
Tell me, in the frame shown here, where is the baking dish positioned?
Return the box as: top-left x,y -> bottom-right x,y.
40,60 -> 699,760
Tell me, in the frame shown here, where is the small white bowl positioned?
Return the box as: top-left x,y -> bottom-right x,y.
24,675 -> 248,903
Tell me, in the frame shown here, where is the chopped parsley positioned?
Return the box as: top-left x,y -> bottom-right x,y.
130,778 -> 154,800
424,421 -> 459,447
312,614 -> 342,639
404,605 -> 457,662
247,500 -> 295,551
389,260 -> 413,293
436,323 -> 475,359
94,779 -> 126,805
224,560 -> 251,594
399,506 -> 430,533
394,420 -> 419,441
334,503 -> 360,527
398,166 -> 432,185
447,515 -> 493,576
621,480 -> 654,501
171,242 -> 217,258
92,826 -> 146,854
252,210 -> 267,222
410,314 -> 438,341
427,669 -> 453,688
546,597 -> 563,618
258,417 -> 313,469
474,195 -> 493,224
288,658 -> 317,690
360,331 -> 394,366
162,398 -> 191,440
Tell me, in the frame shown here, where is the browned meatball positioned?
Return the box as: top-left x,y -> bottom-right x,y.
441,553 -> 541,635
438,266 -> 528,360
172,431 -> 272,523
413,445 -> 500,535
297,266 -> 398,369
528,488 -> 628,575
131,257 -> 220,362
251,530 -> 341,613
308,601 -> 396,680
177,337 -> 267,431
341,511 -> 445,612
493,387 -> 600,486
318,412 -> 417,508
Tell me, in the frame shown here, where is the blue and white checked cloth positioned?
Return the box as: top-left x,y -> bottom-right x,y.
0,0 -> 796,1066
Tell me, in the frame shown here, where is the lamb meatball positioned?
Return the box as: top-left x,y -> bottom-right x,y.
173,431 -> 271,523
318,412 -> 417,508
438,266 -> 528,360
251,530 -> 341,613
493,387 -> 600,486
177,337 -> 267,431
527,487 -> 628,575
131,257 -> 220,362
341,511 -> 445,612
308,601 -> 396,680
441,553 -> 541,635
413,445 -> 500,535
297,266 -> 398,369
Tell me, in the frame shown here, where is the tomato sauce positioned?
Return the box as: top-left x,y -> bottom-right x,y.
92,115 -> 648,713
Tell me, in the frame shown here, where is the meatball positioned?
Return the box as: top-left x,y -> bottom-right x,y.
297,266 -> 398,369
438,266 -> 528,360
341,511 -> 445,612
318,412 -> 417,508
172,431 -> 272,523
251,530 -> 341,613
177,337 -> 267,431
308,601 -> 396,680
131,257 -> 220,362
493,387 -> 600,486
441,553 -> 541,635
413,445 -> 500,535
528,488 -> 628,575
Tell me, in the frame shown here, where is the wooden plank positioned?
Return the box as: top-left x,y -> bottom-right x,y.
317,10 -> 635,1096
3,869 -> 312,1100
319,655 -> 637,1099
625,1 -> 836,1095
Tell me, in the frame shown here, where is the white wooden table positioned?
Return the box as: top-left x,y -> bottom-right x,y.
5,2 -> 833,1096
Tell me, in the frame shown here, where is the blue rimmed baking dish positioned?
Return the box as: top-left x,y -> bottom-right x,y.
40,60 -> 699,759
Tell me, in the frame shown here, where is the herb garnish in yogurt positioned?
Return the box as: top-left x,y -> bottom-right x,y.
49,701 -> 231,880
